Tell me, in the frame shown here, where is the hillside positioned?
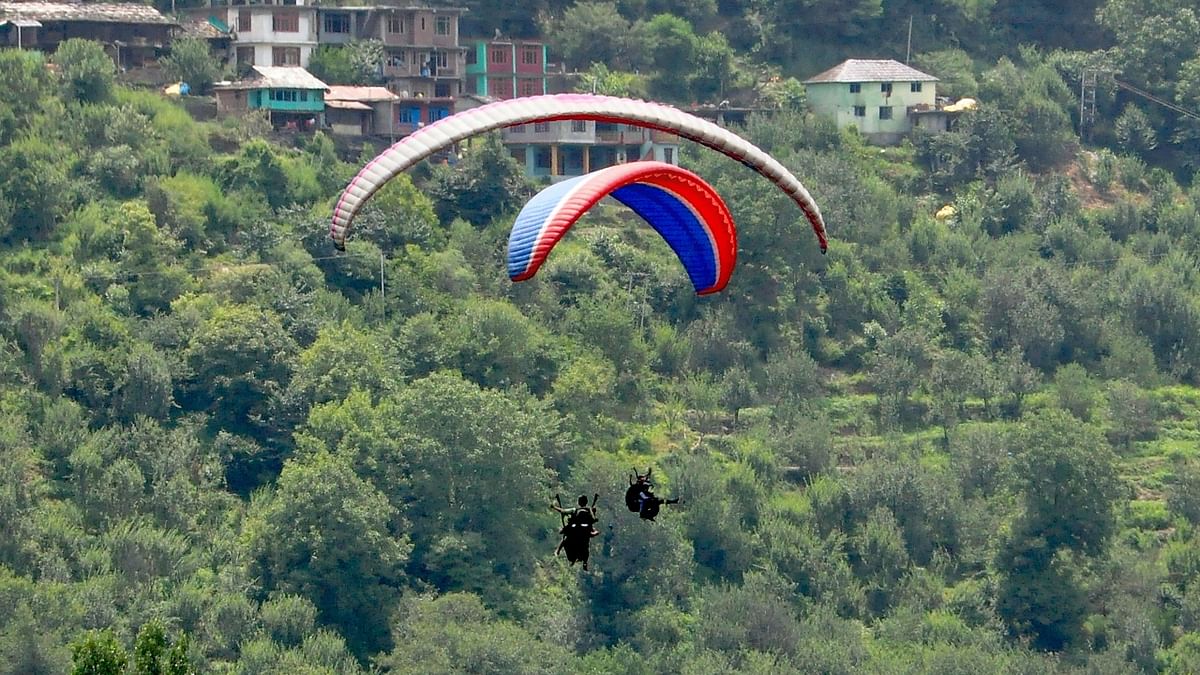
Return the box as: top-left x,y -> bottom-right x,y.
2,2 -> 1200,672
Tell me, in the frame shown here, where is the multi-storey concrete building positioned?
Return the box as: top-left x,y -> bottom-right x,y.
313,4 -> 466,133
186,0 -> 318,69
464,38 -> 546,99
502,120 -> 681,180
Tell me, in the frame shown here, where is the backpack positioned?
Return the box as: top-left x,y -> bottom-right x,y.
567,507 -> 595,527
624,484 -> 643,512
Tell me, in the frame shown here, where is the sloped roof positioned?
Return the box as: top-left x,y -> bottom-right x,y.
178,16 -> 230,39
326,99 -> 372,111
0,1 -> 174,25
326,85 -> 397,102
216,65 -> 328,91
804,59 -> 938,84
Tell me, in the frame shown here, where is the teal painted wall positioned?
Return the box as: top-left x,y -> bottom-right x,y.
247,88 -> 325,113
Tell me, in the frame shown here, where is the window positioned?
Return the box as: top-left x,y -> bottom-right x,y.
386,51 -> 405,67
534,147 -> 551,169
511,125 -> 526,134
434,81 -> 451,97
849,83 -> 861,93
570,120 -> 586,133
399,107 -> 421,124
533,122 -> 549,132
238,9 -> 252,31
435,16 -> 450,35
489,76 -> 512,98
465,49 -> 477,65
387,16 -> 403,33
853,106 -> 865,117
879,106 -> 893,120
269,89 -> 299,102
911,81 -> 922,92
881,82 -> 893,94
521,46 -> 539,65
324,13 -> 349,33
490,47 -> 507,64
272,11 -> 298,32
431,107 -> 450,121
518,78 -> 538,97
663,147 -> 674,164
420,16 -> 425,30
433,52 -> 448,69
236,46 -> 254,65
273,47 -> 300,66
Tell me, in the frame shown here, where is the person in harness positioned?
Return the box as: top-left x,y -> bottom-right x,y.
552,494 -> 600,569
624,468 -> 680,522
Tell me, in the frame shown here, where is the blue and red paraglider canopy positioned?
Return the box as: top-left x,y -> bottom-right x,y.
507,162 -> 737,296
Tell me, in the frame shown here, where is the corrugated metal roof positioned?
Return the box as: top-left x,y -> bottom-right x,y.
326,85 -> 397,102
803,59 -> 938,84
326,99 -> 372,111
215,65 -> 328,91
0,1 -> 174,25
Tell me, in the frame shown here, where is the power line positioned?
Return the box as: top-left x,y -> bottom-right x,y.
1112,78 -> 1200,122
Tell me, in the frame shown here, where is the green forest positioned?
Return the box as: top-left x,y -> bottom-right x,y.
4,0 -> 1200,672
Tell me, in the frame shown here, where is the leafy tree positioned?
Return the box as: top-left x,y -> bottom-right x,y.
545,1 -> 642,71
378,593 -> 573,674
53,39 -> 116,103
1167,461 -> 1200,524
0,136 -> 74,238
132,620 -> 191,675
308,44 -> 363,85
1052,363 -> 1098,421
179,301 -> 297,435
70,630 -> 126,675
0,49 -> 54,145
1013,409 -> 1121,555
244,450 -> 411,659
1104,379 -> 1158,451
1114,105 -> 1158,157
574,62 -> 648,98
690,32 -> 738,103
638,14 -> 697,102
160,38 -> 221,94
913,49 -> 978,99
427,134 -> 529,226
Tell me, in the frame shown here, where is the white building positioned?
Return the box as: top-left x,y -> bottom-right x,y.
803,59 -> 938,145
187,0 -> 318,69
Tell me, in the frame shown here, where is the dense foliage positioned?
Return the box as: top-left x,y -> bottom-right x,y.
2,0 -> 1200,672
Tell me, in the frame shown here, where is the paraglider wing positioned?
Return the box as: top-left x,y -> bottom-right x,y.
507,162 -> 736,295
331,94 -> 826,252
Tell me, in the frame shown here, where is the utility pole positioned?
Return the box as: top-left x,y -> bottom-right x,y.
1080,68 -> 1102,143
379,251 -> 386,320
905,15 -> 913,65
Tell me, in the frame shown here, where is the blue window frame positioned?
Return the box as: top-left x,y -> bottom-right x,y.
399,106 -> 421,124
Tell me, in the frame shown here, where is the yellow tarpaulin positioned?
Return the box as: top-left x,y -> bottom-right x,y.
944,97 -> 978,113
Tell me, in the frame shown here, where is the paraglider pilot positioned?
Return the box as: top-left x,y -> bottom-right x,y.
552,494 -> 600,569
625,468 -> 679,522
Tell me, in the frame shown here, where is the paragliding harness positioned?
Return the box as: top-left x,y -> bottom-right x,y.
555,494 -> 599,569
625,468 -> 679,522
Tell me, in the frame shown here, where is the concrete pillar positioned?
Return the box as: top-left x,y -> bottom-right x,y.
550,144 -> 559,176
